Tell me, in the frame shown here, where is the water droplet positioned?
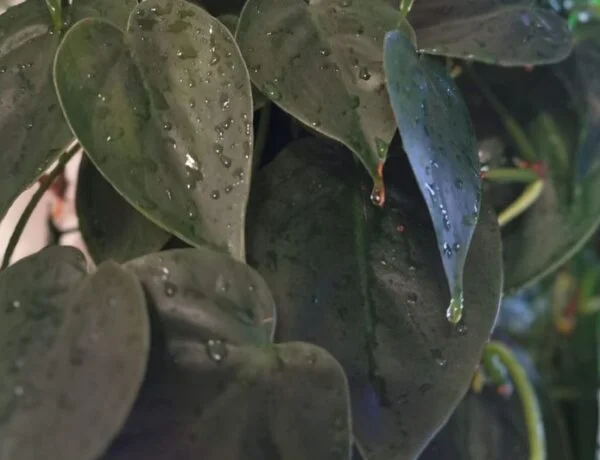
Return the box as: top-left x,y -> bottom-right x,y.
443,242 -> 453,258
12,300 -> 21,310
430,349 -> 447,368
263,81 -> 282,101
162,121 -> 172,130
211,190 -> 220,199
164,281 -> 178,297
220,155 -> 232,168
206,339 -> 227,363
407,293 -> 417,305
446,291 -> 464,325
457,322 -> 468,336
319,47 -> 331,56
307,353 -> 317,365
358,66 -> 371,80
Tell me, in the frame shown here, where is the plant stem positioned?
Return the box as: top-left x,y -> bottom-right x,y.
498,179 -> 544,227
467,66 -> 538,163
252,103 -> 271,173
483,167 -> 539,184
1,140 -> 79,270
399,0 -> 415,18
484,341 -> 546,460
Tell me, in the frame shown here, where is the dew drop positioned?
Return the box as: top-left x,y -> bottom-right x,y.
263,81 -> 282,101
446,291 -> 464,324
358,66 -> 371,80
211,190 -> 220,200
206,338 -> 227,363
164,281 -> 177,297
430,349 -> 447,368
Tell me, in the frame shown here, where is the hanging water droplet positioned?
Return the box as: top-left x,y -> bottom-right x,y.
443,242 -> 453,258
370,184 -> 385,207
211,190 -> 220,200
206,338 -> 227,363
446,291 -> 464,325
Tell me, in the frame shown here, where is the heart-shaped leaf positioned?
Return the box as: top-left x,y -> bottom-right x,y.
0,0 -> 73,220
125,248 -> 276,345
236,0 -> 406,184
384,30 -> 481,323
419,389 -> 530,460
555,33 -> 600,180
0,246 -> 150,460
76,156 -> 170,264
247,138 -> 503,460
408,0 -> 572,66
101,248 -> 352,460
53,0 -> 253,261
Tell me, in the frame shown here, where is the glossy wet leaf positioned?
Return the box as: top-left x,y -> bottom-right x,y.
125,248 -> 276,345
555,34 -> 600,180
0,0 -> 73,221
217,13 -> 268,112
420,381 -> 572,460
503,113 -> 600,292
102,248 -> 352,460
384,31 -> 481,323
76,156 -> 171,264
408,0 -> 572,66
236,0 -> 406,181
54,0 -> 253,262
0,246 -> 150,460
247,138 -> 503,460
105,341 -> 351,460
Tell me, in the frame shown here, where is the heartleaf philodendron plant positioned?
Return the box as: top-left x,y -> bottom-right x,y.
2,0 -> 595,458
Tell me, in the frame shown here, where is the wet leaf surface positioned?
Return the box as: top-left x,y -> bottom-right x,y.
247,138 -> 503,460
0,246 -> 150,460
384,30 -> 481,323
408,0 -> 572,66
54,0 -> 253,261
76,156 -> 170,264
236,0 -> 405,181
125,248 -> 276,345
102,248 -> 352,460
0,0 -> 72,220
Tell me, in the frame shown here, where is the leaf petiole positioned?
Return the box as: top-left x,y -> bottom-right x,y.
483,342 -> 546,460
399,0 -> 415,19
497,179 -> 544,227
1,139 -> 80,270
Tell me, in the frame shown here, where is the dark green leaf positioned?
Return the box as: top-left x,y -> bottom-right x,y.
76,155 -> 171,264
125,248 -> 276,345
409,0 -> 572,66
384,30 -> 481,323
419,389 -> 529,460
53,0 -> 253,262
0,246 -> 150,460
0,0 -> 73,221
69,0 -> 137,28
236,0 -> 408,182
217,13 -> 268,111
105,341 -> 351,460
247,138 -> 503,460
102,248 -> 352,460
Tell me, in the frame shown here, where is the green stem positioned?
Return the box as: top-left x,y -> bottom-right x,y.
44,0 -> 62,32
399,0 -> 415,18
498,179 -> 544,227
483,167 -> 539,184
467,66 -> 538,163
252,103 -> 271,173
484,341 -> 546,460
1,140 -> 79,270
